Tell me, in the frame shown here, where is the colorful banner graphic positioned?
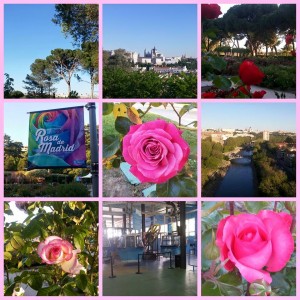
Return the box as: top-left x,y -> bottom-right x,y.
28,107 -> 87,169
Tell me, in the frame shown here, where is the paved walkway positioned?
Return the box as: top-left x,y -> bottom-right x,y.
202,80 -> 296,99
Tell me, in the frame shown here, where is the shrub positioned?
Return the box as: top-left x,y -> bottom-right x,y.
55,183 -> 90,197
261,65 -> 296,90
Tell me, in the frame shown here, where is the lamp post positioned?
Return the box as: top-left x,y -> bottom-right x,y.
85,102 -> 98,197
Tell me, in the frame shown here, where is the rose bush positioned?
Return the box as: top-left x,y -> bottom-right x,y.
37,236 -> 84,275
216,210 -> 294,284
202,4 -> 222,19
122,119 -> 190,184
285,34 -> 294,45
239,60 -> 265,86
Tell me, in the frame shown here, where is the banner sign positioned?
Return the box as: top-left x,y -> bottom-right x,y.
28,107 -> 87,169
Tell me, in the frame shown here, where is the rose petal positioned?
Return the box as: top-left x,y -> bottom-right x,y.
228,250 -> 272,284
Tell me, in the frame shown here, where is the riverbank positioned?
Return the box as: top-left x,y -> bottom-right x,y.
201,161 -> 230,197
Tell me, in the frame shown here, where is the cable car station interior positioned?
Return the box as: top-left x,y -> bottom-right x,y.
102,201 -> 197,296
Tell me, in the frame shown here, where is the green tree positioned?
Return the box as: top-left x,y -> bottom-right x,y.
4,134 -> 24,171
46,49 -> 81,96
4,73 -> 14,98
52,4 -> 99,45
23,59 -> 60,98
77,42 -> 98,98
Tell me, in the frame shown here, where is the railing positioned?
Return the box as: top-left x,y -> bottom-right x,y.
103,255 -> 116,279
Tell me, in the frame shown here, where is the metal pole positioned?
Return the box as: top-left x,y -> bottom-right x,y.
109,255 -> 116,278
168,251 -> 174,269
136,254 -> 142,274
85,102 -> 98,197
179,201 -> 186,269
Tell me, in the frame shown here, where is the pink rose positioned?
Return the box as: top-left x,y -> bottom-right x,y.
216,210 -> 294,284
37,236 -> 84,275
122,119 -> 190,183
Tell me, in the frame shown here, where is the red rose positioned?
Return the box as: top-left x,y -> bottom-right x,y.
239,60 -> 265,85
252,90 -> 267,98
201,91 -> 217,98
231,86 -> 251,98
291,50 -> 296,57
216,210 -> 294,284
285,34 -> 294,45
202,4 -> 222,19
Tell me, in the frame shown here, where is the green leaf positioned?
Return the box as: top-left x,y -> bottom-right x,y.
76,274 -> 88,291
115,116 -> 133,135
213,75 -> 232,91
103,103 -> 114,115
37,285 -> 61,296
5,242 -> 15,252
74,232 -> 85,251
207,56 -> 227,72
27,275 -> 43,290
217,281 -> 243,296
156,176 -> 197,197
4,252 -> 12,260
22,215 -> 43,239
24,257 -> 32,267
179,103 -> 197,117
218,272 -> 242,286
62,283 -> 81,296
4,283 -> 16,296
244,201 -> 270,213
202,281 -> 221,296
230,76 -> 242,85
103,135 -> 120,158
150,102 -> 162,107
13,235 -> 25,247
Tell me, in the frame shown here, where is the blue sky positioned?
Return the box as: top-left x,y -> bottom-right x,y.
4,102 -> 99,146
103,4 -> 197,57
4,4 -> 98,97
202,103 -> 296,132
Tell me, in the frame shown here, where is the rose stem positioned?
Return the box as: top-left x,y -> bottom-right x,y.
273,201 -> 278,212
229,202 -> 234,215
170,103 -> 182,126
290,213 -> 296,233
140,103 -> 152,118
246,282 -> 251,296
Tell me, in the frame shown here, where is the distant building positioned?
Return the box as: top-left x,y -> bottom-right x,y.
263,131 -> 270,141
138,46 -> 183,66
221,128 -> 235,133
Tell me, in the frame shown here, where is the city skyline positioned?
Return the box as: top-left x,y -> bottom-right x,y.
202,103 -> 296,132
103,4 -> 197,58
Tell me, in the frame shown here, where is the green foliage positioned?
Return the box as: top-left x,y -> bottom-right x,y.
4,134 -> 24,171
4,73 -> 14,98
156,176 -> 197,197
4,183 -> 89,197
68,90 -> 80,98
261,64 -> 296,90
253,142 -> 296,197
53,4 -> 98,45
4,201 -> 98,296
46,48 -> 81,95
103,67 -> 197,99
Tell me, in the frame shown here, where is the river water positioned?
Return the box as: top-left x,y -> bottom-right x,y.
215,150 -> 258,197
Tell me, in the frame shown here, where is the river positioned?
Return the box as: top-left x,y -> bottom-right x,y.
214,150 -> 258,197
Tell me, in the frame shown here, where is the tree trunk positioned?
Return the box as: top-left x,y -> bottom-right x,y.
67,81 -> 71,96
90,74 -> 94,98
265,45 -> 268,57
